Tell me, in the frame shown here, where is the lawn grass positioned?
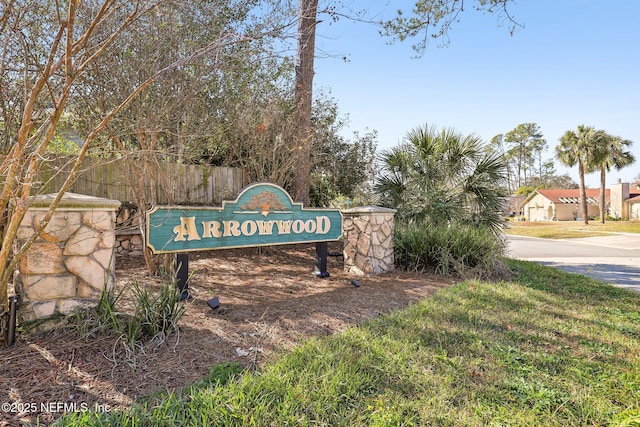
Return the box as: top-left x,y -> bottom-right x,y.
62,260 -> 640,426
505,220 -> 640,239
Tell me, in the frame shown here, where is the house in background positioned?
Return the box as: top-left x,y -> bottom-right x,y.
522,182 -> 640,221
610,182 -> 640,220
523,188 -> 606,221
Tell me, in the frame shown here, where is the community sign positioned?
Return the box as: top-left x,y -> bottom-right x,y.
146,183 -> 343,254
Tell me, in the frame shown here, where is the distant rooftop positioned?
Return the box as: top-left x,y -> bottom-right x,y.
536,188 -> 608,205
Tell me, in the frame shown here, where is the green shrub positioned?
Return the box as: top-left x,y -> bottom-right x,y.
394,222 -> 509,279
71,274 -> 186,350
129,278 -> 186,342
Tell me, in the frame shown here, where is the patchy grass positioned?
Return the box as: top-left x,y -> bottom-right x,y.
505,220 -> 640,239
61,260 -> 640,426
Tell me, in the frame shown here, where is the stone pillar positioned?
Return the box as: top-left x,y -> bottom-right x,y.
15,193 -> 121,327
342,206 -> 396,276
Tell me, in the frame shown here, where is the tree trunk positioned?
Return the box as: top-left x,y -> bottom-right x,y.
292,0 -> 318,205
599,167 -> 606,224
578,161 -> 589,225
113,134 -> 173,275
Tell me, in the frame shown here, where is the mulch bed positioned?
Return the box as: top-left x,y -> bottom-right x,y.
0,243 -> 452,426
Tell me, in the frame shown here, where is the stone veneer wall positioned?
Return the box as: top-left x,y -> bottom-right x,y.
114,203 -> 145,256
342,206 -> 396,276
15,193 -> 121,326
116,232 -> 145,256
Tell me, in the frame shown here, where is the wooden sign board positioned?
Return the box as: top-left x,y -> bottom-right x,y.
146,183 -> 343,254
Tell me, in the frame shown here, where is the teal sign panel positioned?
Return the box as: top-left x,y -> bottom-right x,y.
146,183 -> 343,254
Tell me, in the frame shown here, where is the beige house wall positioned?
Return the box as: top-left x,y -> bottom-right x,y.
525,193 -> 550,221
629,202 -> 640,220
610,183 -> 630,219
555,204 -> 578,221
524,193 -> 575,221
524,193 -> 599,221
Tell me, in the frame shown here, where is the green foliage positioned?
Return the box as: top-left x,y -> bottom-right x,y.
556,125 -> 600,171
48,136 -> 82,155
71,275 -> 186,351
309,121 -> 377,207
556,125 -> 614,224
588,132 -> 635,176
62,260 -> 640,426
514,186 -> 537,196
504,122 -> 547,187
492,124 -> 578,193
394,222 -> 509,278
537,173 -> 579,190
129,278 -> 186,341
381,0 -> 519,54
68,0 -> 295,167
376,124 -> 508,234
70,281 -> 127,338
46,114 -> 83,155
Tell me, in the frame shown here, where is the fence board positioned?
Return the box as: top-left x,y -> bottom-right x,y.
32,156 -> 246,206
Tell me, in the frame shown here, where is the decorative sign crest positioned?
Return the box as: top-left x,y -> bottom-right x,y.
146,183 -> 343,254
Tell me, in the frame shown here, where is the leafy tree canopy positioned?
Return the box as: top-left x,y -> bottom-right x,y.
381,0 -> 520,54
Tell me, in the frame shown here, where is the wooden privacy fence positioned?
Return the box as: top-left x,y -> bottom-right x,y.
34,156 -> 247,205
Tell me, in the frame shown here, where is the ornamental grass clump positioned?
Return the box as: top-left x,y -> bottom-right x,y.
394,222 -> 509,279
72,274 -> 186,350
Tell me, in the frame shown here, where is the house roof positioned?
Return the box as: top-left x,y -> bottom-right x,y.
534,188 -> 609,205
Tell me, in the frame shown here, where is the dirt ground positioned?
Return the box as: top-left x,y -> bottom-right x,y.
0,243 -> 452,426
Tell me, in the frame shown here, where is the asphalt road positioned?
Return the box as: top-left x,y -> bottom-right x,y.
506,233 -> 640,293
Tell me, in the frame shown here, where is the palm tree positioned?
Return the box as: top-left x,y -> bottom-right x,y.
591,133 -> 635,223
556,125 -> 601,225
375,124 -> 508,233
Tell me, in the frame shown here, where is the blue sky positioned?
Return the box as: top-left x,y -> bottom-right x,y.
312,0 -> 640,188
